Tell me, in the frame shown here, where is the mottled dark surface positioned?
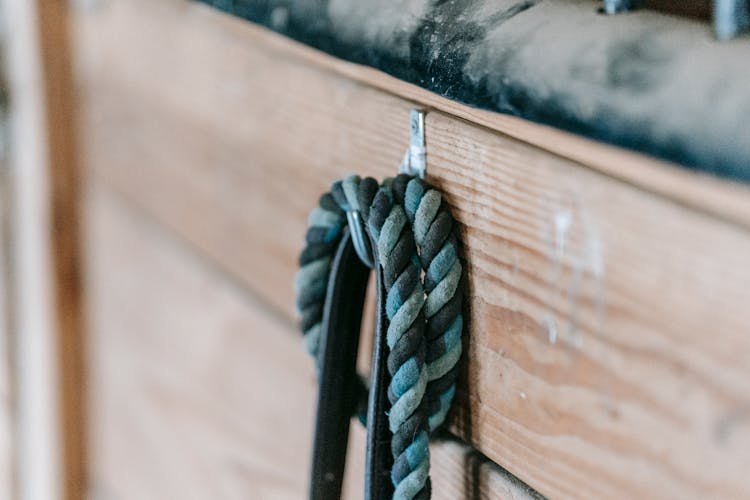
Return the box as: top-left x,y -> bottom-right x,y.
200,0 -> 750,184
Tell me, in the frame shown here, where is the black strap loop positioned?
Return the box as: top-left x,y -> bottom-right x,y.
310,229 -> 394,500
310,229 -> 369,500
364,234 -> 394,500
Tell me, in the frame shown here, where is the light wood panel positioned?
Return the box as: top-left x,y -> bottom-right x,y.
5,0 -> 85,498
72,0 -> 750,229
37,1 -> 87,498
85,183 -> 538,500
191,2 -> 750,229
74,0 -> 750,498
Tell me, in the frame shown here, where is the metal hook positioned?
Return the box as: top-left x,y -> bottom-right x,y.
399,109 -> 426,179
714,0 -> 750,40
346,209 -> 374,269
601,0 -> 639,14
348,109 -> 426,269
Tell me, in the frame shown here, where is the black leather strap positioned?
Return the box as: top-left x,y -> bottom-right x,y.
309,229 -> 395,500
310,229 -> 369,500
364,242 -> 394,500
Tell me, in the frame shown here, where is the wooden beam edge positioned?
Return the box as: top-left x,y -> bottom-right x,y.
192,1 -> 750,230
38,1 -> 87,499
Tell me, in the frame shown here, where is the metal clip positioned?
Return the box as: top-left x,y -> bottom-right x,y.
602,0 -> 639,14
346,209 -> 374,269
399,109 -> 426,179
347,109 -> 425,269
714,0 -> 750,40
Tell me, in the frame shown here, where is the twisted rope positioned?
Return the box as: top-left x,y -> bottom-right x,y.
295,189 -> 347,360
295,174 -> 463,500
397,176 -> 463,433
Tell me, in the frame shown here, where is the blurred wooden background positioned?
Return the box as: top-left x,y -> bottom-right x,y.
2,0 -> 750,499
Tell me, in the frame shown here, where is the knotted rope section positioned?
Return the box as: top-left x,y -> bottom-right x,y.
295,174 -> 464,500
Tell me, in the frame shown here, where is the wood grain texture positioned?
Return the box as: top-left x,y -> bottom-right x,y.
37,1 -> 87,498
192,1 -> 750,229
85,183 -> 538,500
5,0 -> 85,498
72,0 -> 750,229
74,0 -> 750,498
202,0 -> 750,189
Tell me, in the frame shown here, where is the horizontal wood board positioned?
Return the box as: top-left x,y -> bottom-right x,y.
193,2 -> 750,229
201,0 -> 750,185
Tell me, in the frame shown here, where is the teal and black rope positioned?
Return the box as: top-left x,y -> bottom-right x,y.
364,180 -> 431,500
398,176 -> 463,432
334,175 -> 431,499
295,174 -> 463,500
295,190 -> 346,361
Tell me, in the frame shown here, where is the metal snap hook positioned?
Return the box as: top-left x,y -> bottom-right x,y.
348,108 -> 425,269
399,109 -> 426,179
346,209 -> 374,269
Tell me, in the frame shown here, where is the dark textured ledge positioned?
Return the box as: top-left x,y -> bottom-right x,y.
200,0 -> 750,184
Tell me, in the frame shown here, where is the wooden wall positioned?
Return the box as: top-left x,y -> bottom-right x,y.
3,0 -> 85,498
74,0 -> 750,498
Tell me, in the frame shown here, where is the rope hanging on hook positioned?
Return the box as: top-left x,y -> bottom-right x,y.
295,173 -> 464,500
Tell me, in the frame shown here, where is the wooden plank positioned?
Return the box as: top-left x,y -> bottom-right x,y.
5,0 -> 85,499
85,182 -> 538,500
74,1 -> 750,498
192,1 -> 750,229
37,2 -> 87,499
74,0 -> 750,231
204,0 -> 750,190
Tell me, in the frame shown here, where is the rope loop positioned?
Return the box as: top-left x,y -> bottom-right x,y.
295,174 -> 464,500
